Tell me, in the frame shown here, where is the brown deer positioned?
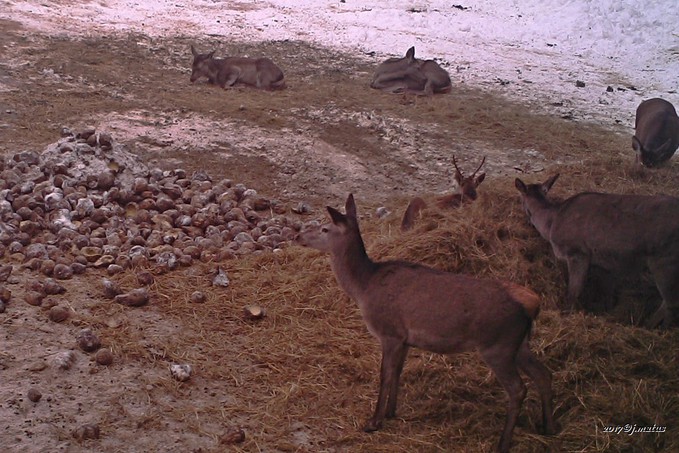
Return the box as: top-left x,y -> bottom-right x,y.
370,46 -> 451,96
296,194 -> 555,453
190,45 -> 285,90
632,98 -> 679,167
515,174 -> 679,328
401,156 -> 486,231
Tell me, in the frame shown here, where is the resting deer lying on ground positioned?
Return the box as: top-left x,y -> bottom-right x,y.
370,46 -> 451,96
296,194 -> 555,453
515,174 -> 679,328
401,156 -> 486,231
632,98 -> 679,167
190,45 -> 285,90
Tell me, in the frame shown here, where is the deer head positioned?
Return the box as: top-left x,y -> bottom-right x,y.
453,156 -> 486,200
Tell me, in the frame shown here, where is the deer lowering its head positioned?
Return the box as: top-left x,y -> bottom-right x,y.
632,98 -> 679,167
515,174 -> 679,328
401,156 -> 486,231
370,46 -> 452,96
296,194 -> 555,453
190,45 -> 285,90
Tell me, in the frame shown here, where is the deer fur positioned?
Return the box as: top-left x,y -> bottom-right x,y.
296,194 -> 554,453
370,46 -> 451,96
515,174 -> 679,328
632,98 -> 679,167
190,45 -> 285,90
401,156 -> 486,231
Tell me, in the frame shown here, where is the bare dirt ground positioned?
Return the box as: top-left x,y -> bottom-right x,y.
1,17 -> 678,453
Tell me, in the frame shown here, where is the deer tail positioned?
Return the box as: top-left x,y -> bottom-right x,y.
501,281 -> 541,320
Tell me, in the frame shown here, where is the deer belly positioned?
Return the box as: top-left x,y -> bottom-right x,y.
406,329 -> 473,354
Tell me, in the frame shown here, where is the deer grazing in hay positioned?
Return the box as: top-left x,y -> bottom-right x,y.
296,194 -> 555,453
401,156 -> 486,231
370,46 -> 451,96
515,174 -> 679,328
632,98 -> 679,167
189,45 -> 285,90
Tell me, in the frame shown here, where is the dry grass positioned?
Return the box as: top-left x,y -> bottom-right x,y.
95,167 -> 679,452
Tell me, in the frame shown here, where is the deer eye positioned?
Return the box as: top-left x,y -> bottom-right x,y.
321,226 -> 329,233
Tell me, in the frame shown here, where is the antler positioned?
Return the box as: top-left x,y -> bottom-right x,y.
452,155 -> 463,177
453,156 -> 486,178
472,156 -> 486,177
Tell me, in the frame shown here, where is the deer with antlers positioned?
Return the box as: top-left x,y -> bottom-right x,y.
401,156 -> 486,231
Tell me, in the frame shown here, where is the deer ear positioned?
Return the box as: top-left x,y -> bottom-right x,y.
475,173 -> 486,185
191,45 -> 198,56
542,174 -> 559,193
327,206 -> 347,225
345,194 -> 357,219
514,178 -> 527,193
406,46 -> 415,60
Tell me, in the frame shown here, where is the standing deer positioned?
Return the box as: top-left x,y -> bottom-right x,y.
371,46 -> 452,96
515,174 -> 679,328
401,156 -> 486,231
190,45 -> 285,90
632,98 -> 679,167
296,194 -> 555,453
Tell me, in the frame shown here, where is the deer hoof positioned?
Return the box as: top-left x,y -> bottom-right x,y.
363,419 -> 382,433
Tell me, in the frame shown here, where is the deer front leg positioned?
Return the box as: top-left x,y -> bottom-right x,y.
364,339 -> 407,432
218,67 -> 241,88
386,344 -> 409,418
565,254 -> 590,311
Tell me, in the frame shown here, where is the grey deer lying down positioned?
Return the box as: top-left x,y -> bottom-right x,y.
296,194 -> 555,453
401,156 -> 486,231
190,45 -> 285,90
632,98 -> 679,167
371,46 -> 451,95
515,174 -> 679,328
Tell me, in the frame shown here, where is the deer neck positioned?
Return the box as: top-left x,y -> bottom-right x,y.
329,231 -> 377,301
526,197 -> 557,239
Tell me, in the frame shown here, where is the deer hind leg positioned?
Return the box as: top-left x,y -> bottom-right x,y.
516,340 -> 555,435
645,256 -> 679,328
481,346 -> 527,453
421,79 -> 435,96
364,338 -> 408,432
256,71 -> 272,89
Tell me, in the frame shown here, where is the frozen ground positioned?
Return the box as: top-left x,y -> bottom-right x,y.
2,0 -> 678,127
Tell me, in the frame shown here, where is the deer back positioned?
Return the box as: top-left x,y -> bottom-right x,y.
633,98 -> 679,167
359,262 -> 533,350
551,193 -> 679,254
372,46 -> 416,78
